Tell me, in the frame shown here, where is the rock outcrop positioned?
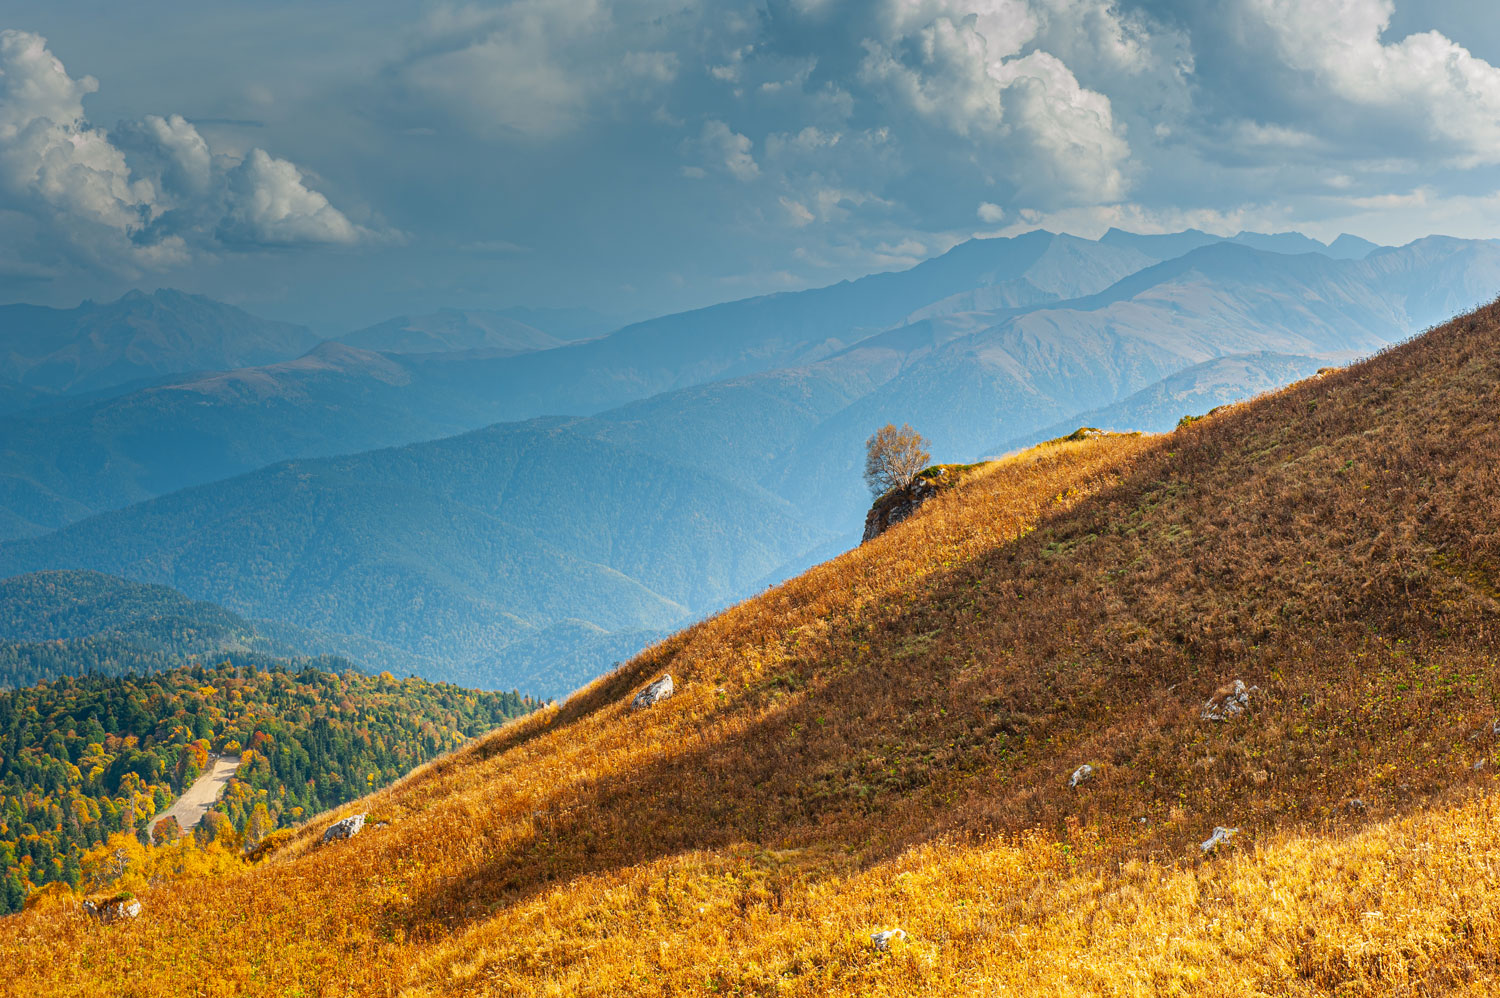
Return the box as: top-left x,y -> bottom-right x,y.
871,928 -> 907,950
1200,826 -> 1238,854
323,813 -> 366,844
632,674 -> 674,710
861,470 -> 946,542
1201,680 -> 1259,721
1069,764 -> 1094,788
82,896 -> 141,923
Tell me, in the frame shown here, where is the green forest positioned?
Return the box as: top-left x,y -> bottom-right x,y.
0,659 -> 536,913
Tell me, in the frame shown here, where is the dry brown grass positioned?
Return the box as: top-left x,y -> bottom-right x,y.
6,301 -> 1500,996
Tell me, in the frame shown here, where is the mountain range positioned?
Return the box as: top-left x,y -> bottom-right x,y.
9,294 -> 1500,994
3,228 -> 1499,694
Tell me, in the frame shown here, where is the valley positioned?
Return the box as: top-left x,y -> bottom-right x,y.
3,229 -> 1497,695
5,292 -> 1500,993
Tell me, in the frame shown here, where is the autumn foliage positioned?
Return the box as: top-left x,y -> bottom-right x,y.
5,300 -> 1500,995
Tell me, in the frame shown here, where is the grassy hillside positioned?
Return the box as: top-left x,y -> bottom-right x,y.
7,297 -> 1500,993
0,661 -> 537,915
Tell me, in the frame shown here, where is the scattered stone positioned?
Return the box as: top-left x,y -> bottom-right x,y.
323,813 -> 366,844
1345,798 -> 1366,811
1069,764 -> 1094,788
1200,826 -> 1238,854
1476,759 -> 1487,771
1492,719 -> 1500,738
871,928 -> 907,951
81,896 -> 141,923
1201,680 -> 1259,721
632,674 -> 675,710
1136,816 -> 1149,826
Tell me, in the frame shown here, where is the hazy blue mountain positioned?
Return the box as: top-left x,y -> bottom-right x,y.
1227,231 -> 1330,255
0,419 -> 834,692
0,569 -> 296,687
0,289 -> 319,397
987,352 -> 1329,454
2,231 -> 1494,695
1098,227 -> 1222,260
1099,227 -> 1387,262
1326,234 -> 1384,259
339,308 -> 567,355
764,238 -> 1500,534
0,230 -> 1158,541
493,305 -> 620,341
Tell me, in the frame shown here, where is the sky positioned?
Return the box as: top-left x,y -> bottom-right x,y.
3,0 -> 1500,331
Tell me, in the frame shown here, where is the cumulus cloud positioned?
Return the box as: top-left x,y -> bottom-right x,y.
1243,0 -> 1500,165
388,0 -> 690,140
855,1 -> 1137,204
0,29 -> 368,275
219,150 -> 363,246
700,120 -> 760,181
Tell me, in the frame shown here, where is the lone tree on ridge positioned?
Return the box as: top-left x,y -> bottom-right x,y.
864,423 -> 930,498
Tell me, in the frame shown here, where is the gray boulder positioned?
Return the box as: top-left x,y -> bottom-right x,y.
1200,826 -> 1238,854
82,896 -> 141,923
871,928 -> 907,951
1069,764 -> 1094,788
323,813 -> 366,844
632,674 -> 674,710
1201,680 -> 1259,721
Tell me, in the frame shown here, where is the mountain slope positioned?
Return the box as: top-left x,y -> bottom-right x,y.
0,570 -> 428,688
988,351 -> 1328,453
0,290 -> 319,396
0,419 -> 834,693
338,308 -> 567,355
7,298 -> 1500,994
766,238 -> 1491,533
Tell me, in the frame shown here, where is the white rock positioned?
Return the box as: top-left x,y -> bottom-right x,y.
1201,680 -> 1259,721
1069,764 -> 1094,788
323,813 -> 366,844
871,928 -> 907,951
82,897 -> 142,923
1200,826 -> 1238,854
632,674 -> 674,710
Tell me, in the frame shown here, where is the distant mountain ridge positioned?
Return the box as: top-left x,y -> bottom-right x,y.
3,228 -> 1495,697
0,289 -> 319,396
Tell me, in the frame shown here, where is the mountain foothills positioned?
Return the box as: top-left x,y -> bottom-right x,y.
3,291 -> 1500,994
0,570 -> 307,689
0,290 -> 319,400
0,660 -> 537,915
3,228 -> 1499,696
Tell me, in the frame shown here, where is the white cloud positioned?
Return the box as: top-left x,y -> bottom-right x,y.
701,120 -> 759,181
0,29 -> 369,274
977,201 -> 1005,222
990,50 -> 1129,202
390,0 -> 689,140
219,149 -> 363,246
780,195 -> 815,226
857,3 -> 1133,204
1245,0 -> 1500,164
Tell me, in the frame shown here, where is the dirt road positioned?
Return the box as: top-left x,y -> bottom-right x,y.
150,755 -> 241,836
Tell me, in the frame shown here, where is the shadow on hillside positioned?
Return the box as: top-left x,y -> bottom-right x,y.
390,313 -> 1500,945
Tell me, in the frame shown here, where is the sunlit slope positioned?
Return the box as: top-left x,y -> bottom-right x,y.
7,301 -> 1500,996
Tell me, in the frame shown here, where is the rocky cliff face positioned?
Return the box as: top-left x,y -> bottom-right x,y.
860,469 -> 947,542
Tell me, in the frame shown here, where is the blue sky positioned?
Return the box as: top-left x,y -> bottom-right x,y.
3,0 -> 1500,330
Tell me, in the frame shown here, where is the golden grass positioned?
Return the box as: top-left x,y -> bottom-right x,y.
6,301 -> 1500,996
